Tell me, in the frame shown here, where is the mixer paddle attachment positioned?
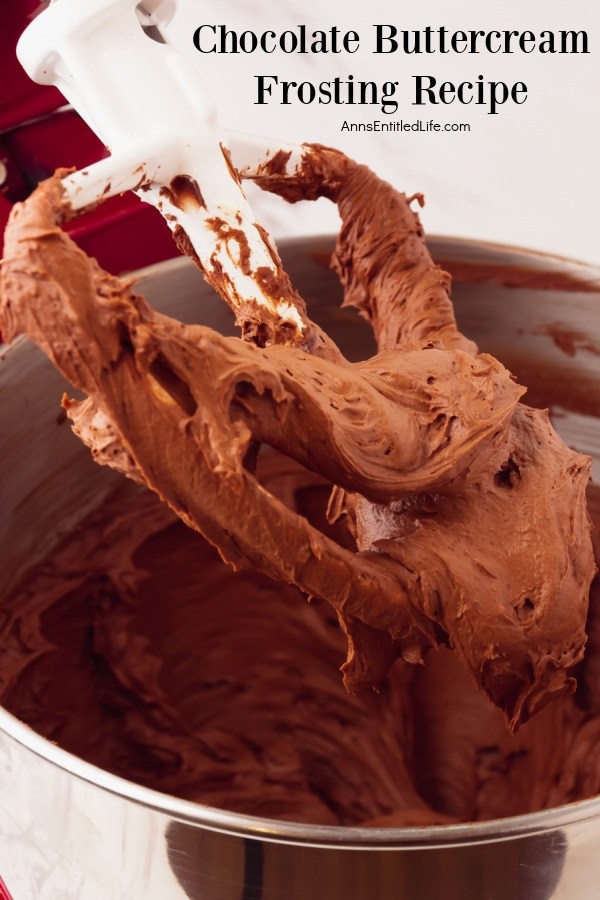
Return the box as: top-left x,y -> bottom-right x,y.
16,0 -> 316,348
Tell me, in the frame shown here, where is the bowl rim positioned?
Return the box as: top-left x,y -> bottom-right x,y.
3,701 -> 600,850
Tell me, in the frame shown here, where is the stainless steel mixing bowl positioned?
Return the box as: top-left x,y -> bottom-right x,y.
1,236 -> 599,900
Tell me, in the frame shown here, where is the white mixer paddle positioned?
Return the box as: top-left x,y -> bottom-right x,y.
16,0 -> 314,350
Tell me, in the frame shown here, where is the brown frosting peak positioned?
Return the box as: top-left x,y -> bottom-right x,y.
0,150 -> 594,730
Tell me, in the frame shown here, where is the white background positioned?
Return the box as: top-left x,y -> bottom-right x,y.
157,0 -> 599,264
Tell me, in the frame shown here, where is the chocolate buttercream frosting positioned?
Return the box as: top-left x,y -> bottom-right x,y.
0,460 -> 599,826
0,148 -> 594,741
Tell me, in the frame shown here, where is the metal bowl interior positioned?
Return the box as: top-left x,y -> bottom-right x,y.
0,235 -> 600,898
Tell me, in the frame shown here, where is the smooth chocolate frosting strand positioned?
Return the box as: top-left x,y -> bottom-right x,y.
252,144 -> 474,355
0,157 -> 594,729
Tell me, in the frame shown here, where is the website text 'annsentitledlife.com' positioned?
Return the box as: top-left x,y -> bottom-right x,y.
341,120 -> 470,133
